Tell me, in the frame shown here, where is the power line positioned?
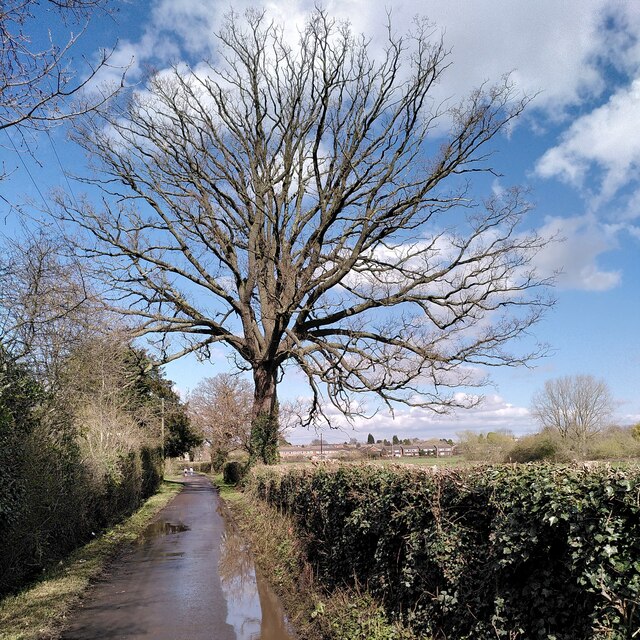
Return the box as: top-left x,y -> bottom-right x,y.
3,130 -> 52,214
46,130 -> 81,211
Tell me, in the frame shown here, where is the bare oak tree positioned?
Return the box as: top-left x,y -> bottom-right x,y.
531,375 -> 614,449
57,10 -> 552,463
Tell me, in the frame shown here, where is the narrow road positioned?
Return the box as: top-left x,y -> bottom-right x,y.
63,475 -> 294,640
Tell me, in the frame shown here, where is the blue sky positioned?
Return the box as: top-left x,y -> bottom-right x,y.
2,0 -> 640,443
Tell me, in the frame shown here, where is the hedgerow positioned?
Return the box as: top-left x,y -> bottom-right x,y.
0,347 -> 164,597
249,463 -> 640,639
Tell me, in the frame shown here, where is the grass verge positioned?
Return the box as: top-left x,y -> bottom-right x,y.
0,479 -> 183,640
210,472 -> 419,640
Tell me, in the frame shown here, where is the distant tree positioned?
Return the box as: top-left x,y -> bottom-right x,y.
383,439 -> 391,446
367,433 -> 375,445
531,375 -> 613,450
392,435 -> 400,445
61,339 -> 149,477
164,411 -> 202,459
57,9 -> 551,465
0,233 -> 110,383
59,338 -> 190,473
122,348 -> 191,428
187,374 -> 253,471
486,431 -> 513,444
457,430 -> 513,462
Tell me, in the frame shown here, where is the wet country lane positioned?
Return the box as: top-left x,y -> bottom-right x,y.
62,475 -> 295,640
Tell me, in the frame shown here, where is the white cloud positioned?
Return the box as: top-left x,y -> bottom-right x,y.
286,392 -> 536,443
106,1 -> 640,212
114,1 -> 637,117
533,215 -> 621,291
536,78 -> 640,205
620,188 -> 640,222
620,411 -> 640,427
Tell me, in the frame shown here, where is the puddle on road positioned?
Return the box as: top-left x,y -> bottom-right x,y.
137,491 -> 294,638
219,515 -> 296,640
139,520 -> 190,541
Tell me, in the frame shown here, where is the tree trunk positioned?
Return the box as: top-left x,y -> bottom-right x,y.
249,364 -> 279,465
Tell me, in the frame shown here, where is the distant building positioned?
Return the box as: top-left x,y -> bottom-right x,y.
403,445 -> 420,457
360,444 -> 384,457
278,444 -> 349,460
280,438 -> 456,460
415,440 -> 454,457
381,445 -> 404,457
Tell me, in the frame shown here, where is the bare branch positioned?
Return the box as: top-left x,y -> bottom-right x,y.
0,0 -> 124,172
53,9 -> 554,460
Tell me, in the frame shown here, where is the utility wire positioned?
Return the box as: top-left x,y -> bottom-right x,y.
4,130 -> 52,214
46,130 -> 81,211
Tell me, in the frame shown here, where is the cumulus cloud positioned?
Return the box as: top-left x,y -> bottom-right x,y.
113,0 -> 635,116
286,392 -> 536,443
532,215 -> 621,291
536,78 -> 640,205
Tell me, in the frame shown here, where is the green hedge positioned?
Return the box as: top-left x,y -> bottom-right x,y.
0,351 -> 163,596
250,464 -> 640,639
0,345 -> 163,596
93,447 -> 163,528
0,441 -> 162,596
223,460 -> 247,485
168,459 -> 213,474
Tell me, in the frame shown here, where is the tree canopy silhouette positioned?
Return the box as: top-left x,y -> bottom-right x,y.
57,10 -> 552,463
